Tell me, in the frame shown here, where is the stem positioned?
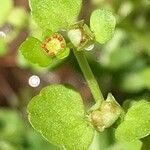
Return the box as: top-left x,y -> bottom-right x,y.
73,49 -> 104,111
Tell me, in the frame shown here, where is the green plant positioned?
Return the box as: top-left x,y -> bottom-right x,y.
19,0 -> 150,149
0,109 -> 59,150
0,0 -> 28,56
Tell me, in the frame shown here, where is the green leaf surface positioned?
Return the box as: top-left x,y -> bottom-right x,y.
116,100 -> 150,141
29,18 -> 43,40
90,9 -> 116,44
29,0 -> 82,31
19,37 -> 52,67
42,29 -> 53,41
28,84 -> 94,150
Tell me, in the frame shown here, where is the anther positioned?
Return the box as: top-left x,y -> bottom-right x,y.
44,48 -> 49,53
52,34 -> 57,38
58,36 -> 63,41
46,38 -> 51,42
49,52 -> 55,57
41,43 -> 46,48
61,43 -> 65,49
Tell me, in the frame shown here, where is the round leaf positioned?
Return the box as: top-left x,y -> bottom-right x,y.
28,84 -> 94,150
115,100 -> 150,141
29,0 -> 82,31
19,37 -> 52,67
90,9 -> 116,44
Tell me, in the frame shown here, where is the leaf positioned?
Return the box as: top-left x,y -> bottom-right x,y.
29,0 -> 82,31
140,67 -> 150,90
107,140 -> 142,150
7,7 -> 28,28
28,84 -> 94,150
0,0 -> 13,26
42,29 -> 53,41
115,100 -> 150,141
56,47 -> 70,59
19,37 -> 52,67
0,141 -> 17,150
26,129 -> 62,150
90,9 -> 116,44
108,45 -> 137,70
120,73 -> 145,93
29,18 -> 43,40
0,109 -> 25,144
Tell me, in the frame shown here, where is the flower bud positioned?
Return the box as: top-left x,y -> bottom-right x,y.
67,21 -> 95,50
90,93 -> 122,131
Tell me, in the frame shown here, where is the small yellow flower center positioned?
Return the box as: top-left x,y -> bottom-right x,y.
46,38 -> 62,54
41,33 -> 66,57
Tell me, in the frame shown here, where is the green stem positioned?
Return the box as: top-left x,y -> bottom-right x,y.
73,49 -> 104,111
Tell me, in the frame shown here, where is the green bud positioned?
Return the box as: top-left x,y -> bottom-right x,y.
67,21 -> 95,50
90,93 -> 122,132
